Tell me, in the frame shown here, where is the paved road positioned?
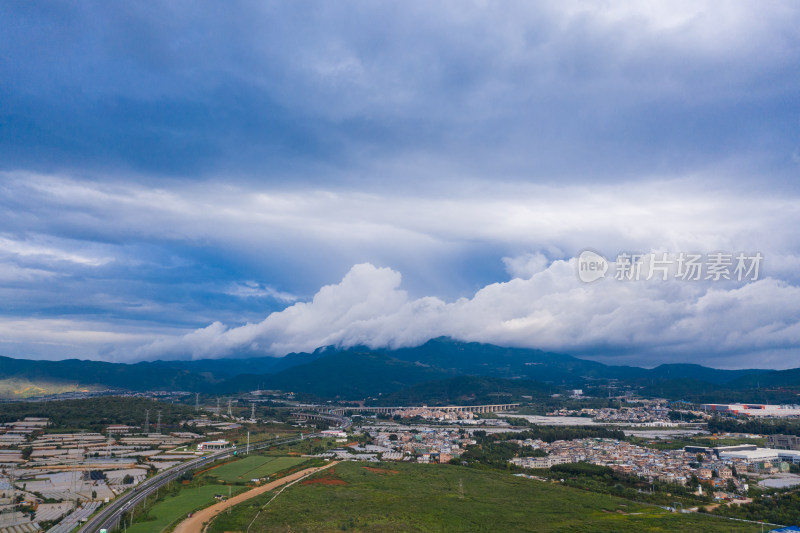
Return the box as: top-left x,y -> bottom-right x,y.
77,433 -> 315,533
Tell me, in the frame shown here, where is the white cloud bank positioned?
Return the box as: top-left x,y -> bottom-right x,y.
5,173 -> 800,367
134,260 -> 800,369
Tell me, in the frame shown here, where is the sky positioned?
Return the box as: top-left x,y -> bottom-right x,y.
1,1 -> 800,368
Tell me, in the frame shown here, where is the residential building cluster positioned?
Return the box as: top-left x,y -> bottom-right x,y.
510,438 -> 800,493
546,404 -> 677,426
320,424 -> 478,465
509,438 -> 707,486
389,407 -> 475,421
592,406 -> 674,426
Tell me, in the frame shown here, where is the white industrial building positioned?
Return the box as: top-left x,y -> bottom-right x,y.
777,450 -> 800,464
716,447 -> 800,464
197,440 -> 231,451
717,448 -> 779,462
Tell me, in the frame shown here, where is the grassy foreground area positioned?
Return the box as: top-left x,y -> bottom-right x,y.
126,484 -> 247,533
125,455 -> 307,533
208,462 -> 760,532
207,455 -> 307,483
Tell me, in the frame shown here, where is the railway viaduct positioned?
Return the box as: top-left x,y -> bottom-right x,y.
309,403 -> 520,417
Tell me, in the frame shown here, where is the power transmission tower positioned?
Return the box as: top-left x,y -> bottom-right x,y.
227,399 -> 232,417
144,409 -> 150,434
251,403 -> 255,420
195,393 -> 200,412
156,410 -> 162,434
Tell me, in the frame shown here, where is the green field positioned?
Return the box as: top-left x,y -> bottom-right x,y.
207,462 -> 760,533
207,455 -> 307,483
126,484 -> 247,533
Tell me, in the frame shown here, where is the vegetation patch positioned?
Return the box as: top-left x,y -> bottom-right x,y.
206,461 -> 759,532
362,466 -> 399,475
303,477 -> 348,486
206,455 -> 307,484
712,489 -> 800,526
194,458 -> 237,477
627,435 -> 766,451
302,467 -> 347,486
0,396 -> 197,431
126,483 -> 247,533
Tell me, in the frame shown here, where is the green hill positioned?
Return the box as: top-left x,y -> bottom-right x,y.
220,350 -> 451,399
0,355 -> 220,394
372,375 -> 551,406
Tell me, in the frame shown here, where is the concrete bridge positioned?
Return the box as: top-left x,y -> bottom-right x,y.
291,411 -> 350,428
311,403 -> 520,417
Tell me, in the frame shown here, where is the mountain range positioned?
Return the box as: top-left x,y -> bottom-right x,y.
0,337 -> 794,403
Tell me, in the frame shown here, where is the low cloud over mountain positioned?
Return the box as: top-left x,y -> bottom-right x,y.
134,261 -> 800,369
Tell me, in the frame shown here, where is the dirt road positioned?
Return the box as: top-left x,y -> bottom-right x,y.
172,461 -> 338,533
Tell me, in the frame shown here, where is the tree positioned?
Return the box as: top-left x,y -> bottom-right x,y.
122,474 -> 134,484
696,453 -> 704,463
726,479 -> 737,493
388,434 -> 398,442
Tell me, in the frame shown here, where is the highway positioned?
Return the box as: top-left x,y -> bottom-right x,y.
77,433 -> 315,533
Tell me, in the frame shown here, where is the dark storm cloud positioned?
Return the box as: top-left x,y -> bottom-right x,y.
2,1 -> 798,184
